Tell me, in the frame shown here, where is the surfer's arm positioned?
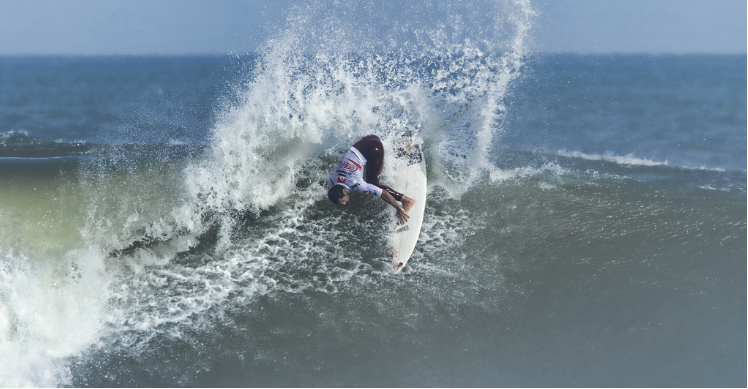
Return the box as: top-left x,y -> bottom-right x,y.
381,190 -> 410,224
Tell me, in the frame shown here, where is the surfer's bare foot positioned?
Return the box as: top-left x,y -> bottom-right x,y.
404,142 -> 415,152
401,196 -> 415,213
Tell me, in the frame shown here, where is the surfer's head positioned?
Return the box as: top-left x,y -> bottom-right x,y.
328,185 -> 349,205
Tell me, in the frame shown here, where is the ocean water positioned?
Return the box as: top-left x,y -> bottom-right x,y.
1,1 -> 745,387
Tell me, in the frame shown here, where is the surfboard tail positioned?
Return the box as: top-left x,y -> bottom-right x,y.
387,247 -> 404,272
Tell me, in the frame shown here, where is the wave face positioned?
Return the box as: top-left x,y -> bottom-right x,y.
1,1 -> 746,387
0,1 -> 537,386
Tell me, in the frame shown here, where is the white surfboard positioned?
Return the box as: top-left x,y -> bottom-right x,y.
388,144 -> 427,273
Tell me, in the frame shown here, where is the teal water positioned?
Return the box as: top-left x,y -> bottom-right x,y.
0,1 -> 745,386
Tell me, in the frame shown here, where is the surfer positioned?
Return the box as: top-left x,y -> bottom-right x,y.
326,135 -> 415,224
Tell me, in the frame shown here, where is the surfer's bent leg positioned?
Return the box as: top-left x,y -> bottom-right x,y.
353,135 -> 404,201
354,134 -> 385,185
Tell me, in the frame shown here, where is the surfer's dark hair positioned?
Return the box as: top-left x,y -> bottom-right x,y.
328,185 -> 346,204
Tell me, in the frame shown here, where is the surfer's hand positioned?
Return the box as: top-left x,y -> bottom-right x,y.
396,208 -> 410,225
382,191 -> 410,225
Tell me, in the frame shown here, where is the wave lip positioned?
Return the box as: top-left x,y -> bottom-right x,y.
0,130 -> 91,158
557,150 -> 668,167
556,149 -> 727,172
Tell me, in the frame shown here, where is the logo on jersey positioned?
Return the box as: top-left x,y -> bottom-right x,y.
337,158 -> 362,172
337,173 -> 346,184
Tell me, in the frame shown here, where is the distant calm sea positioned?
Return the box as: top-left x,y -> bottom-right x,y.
0,4 -> 745,387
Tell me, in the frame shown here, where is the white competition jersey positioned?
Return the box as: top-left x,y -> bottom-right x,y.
326,147 -> 383,197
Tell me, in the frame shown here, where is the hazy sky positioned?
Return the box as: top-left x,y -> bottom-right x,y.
531,0 -> 747,53
0,0 -> 745,55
